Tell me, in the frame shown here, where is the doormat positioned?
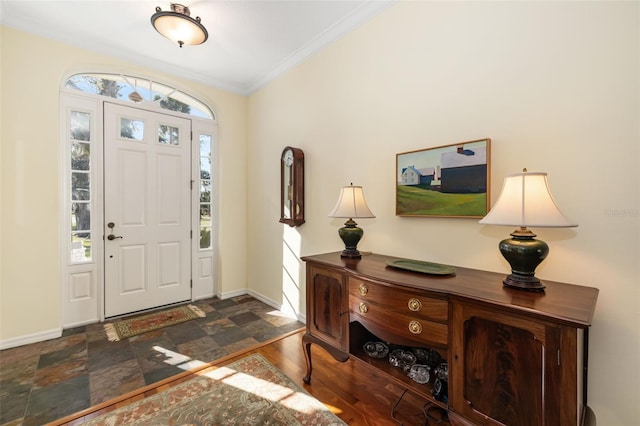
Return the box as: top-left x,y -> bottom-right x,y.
104,304 -> 206,341
78,353 -> 346,425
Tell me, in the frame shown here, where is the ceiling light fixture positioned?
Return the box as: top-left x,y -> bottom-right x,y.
151,3 -> 208,48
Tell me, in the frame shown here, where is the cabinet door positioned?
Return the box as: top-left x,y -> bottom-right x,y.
450,303 -> 562,426
307,264 -> 349,352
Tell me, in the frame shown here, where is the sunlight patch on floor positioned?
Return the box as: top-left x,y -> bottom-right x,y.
150,341 -> 342,417
266,309 -> 296,319
152,345 -> 207,370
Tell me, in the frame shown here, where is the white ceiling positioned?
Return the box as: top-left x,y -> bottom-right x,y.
1,0 -> 393,95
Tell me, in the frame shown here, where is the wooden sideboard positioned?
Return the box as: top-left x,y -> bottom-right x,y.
301,252 -> 599,426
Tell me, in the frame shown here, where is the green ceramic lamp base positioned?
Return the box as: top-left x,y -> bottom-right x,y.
499,227 -> 549,292
338,218 -> 364,258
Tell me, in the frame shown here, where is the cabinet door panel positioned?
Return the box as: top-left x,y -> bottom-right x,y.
464,317 -> 543,425
451,302 -> 563,426
308,265 -> 348,351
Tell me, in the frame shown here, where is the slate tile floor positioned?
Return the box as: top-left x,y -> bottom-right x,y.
0,295 -> 304,426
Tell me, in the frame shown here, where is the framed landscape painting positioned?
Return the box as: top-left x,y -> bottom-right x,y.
396,138 -> 491,218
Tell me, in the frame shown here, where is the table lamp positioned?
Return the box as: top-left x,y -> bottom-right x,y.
479,169 -> 577,291
328,184 -> 375,258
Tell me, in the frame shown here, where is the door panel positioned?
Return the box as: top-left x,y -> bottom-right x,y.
157,153 -> 182,224
104,103 -> 191,317
120,245 -> 146,293
158,242 -> 181,286
120,149 -> 146,226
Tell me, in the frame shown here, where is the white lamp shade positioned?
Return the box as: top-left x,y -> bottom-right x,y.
479,172 -> 577,228
328,185 -> 375,219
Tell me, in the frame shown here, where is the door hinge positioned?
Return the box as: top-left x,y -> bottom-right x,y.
190,279 -> 193,289
190,230 -> 193,239
557,349 -> 561,366
190,179 -> 194,190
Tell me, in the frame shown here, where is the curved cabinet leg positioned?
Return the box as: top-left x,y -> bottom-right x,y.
302,332 -> 349,384
302,333 -> 313,384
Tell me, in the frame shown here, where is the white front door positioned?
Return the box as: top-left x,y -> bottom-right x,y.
104,103 -> 192,317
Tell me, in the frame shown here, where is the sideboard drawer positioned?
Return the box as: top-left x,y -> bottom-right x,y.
349,277 -> 448,323
349,295 -> 448,347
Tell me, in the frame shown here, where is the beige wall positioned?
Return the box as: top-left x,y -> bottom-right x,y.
0,27 -> 248,340
247,2 -> 639,424
1,1 -> 638,423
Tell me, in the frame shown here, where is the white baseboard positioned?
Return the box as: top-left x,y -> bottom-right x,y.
247,289 -> 306,323
216,288 -> 250,300
218,288 -> 306,323
218,288 -> 281,310
0,328 -> 62,350
246,289 -> 281,310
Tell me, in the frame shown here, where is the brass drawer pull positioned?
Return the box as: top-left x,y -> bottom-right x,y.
408,298 -> 422,312
359,283 -> 368,296
409,320 -> 422,334
359,302 -> 368,314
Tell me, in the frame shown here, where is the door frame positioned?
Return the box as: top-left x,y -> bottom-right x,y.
60,89 -> 218,326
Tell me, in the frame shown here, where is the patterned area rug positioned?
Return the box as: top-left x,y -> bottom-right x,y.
81,353 -> 346,425
104,304 -> 206,341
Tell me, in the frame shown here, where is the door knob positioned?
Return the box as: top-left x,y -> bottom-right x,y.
106,222 -> 122,240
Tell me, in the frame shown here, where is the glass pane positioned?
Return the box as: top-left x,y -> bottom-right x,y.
65,75 -> 100,95
150,81 -> 174,105
66,74 -> 124,99
200,181 -> 211,203
158,125 -> 179,145
70,111 -> 90,141
71,141 -> 90,171
200,134 -> 211,156
200,204 -> 211,223
200,157 -> 211,179
120,117 -> 144,140
71,202 -> 91,231
71,232 -> 92,262
200,227 -> 211,249
122,76 -> 151,103
160,96 -> 191,114
71,172 -> 90,200
188,105 -> 212,119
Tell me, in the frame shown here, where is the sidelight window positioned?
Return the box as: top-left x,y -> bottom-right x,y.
70,110 -> 92,262
199,133 -> 212,249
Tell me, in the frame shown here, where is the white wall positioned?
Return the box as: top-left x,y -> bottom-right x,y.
247,2 -> 639,424
0,27 -> 249,343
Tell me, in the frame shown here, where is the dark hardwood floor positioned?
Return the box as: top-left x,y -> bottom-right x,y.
51,330 -> 445,425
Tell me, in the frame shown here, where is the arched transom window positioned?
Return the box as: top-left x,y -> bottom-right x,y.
65,73 -> 214,120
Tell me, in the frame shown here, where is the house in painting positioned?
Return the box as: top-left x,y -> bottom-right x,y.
440,147 -> 487,193
400,166 -> 435,186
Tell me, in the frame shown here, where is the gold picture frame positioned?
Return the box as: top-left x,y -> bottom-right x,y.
396,138 -> 491,218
